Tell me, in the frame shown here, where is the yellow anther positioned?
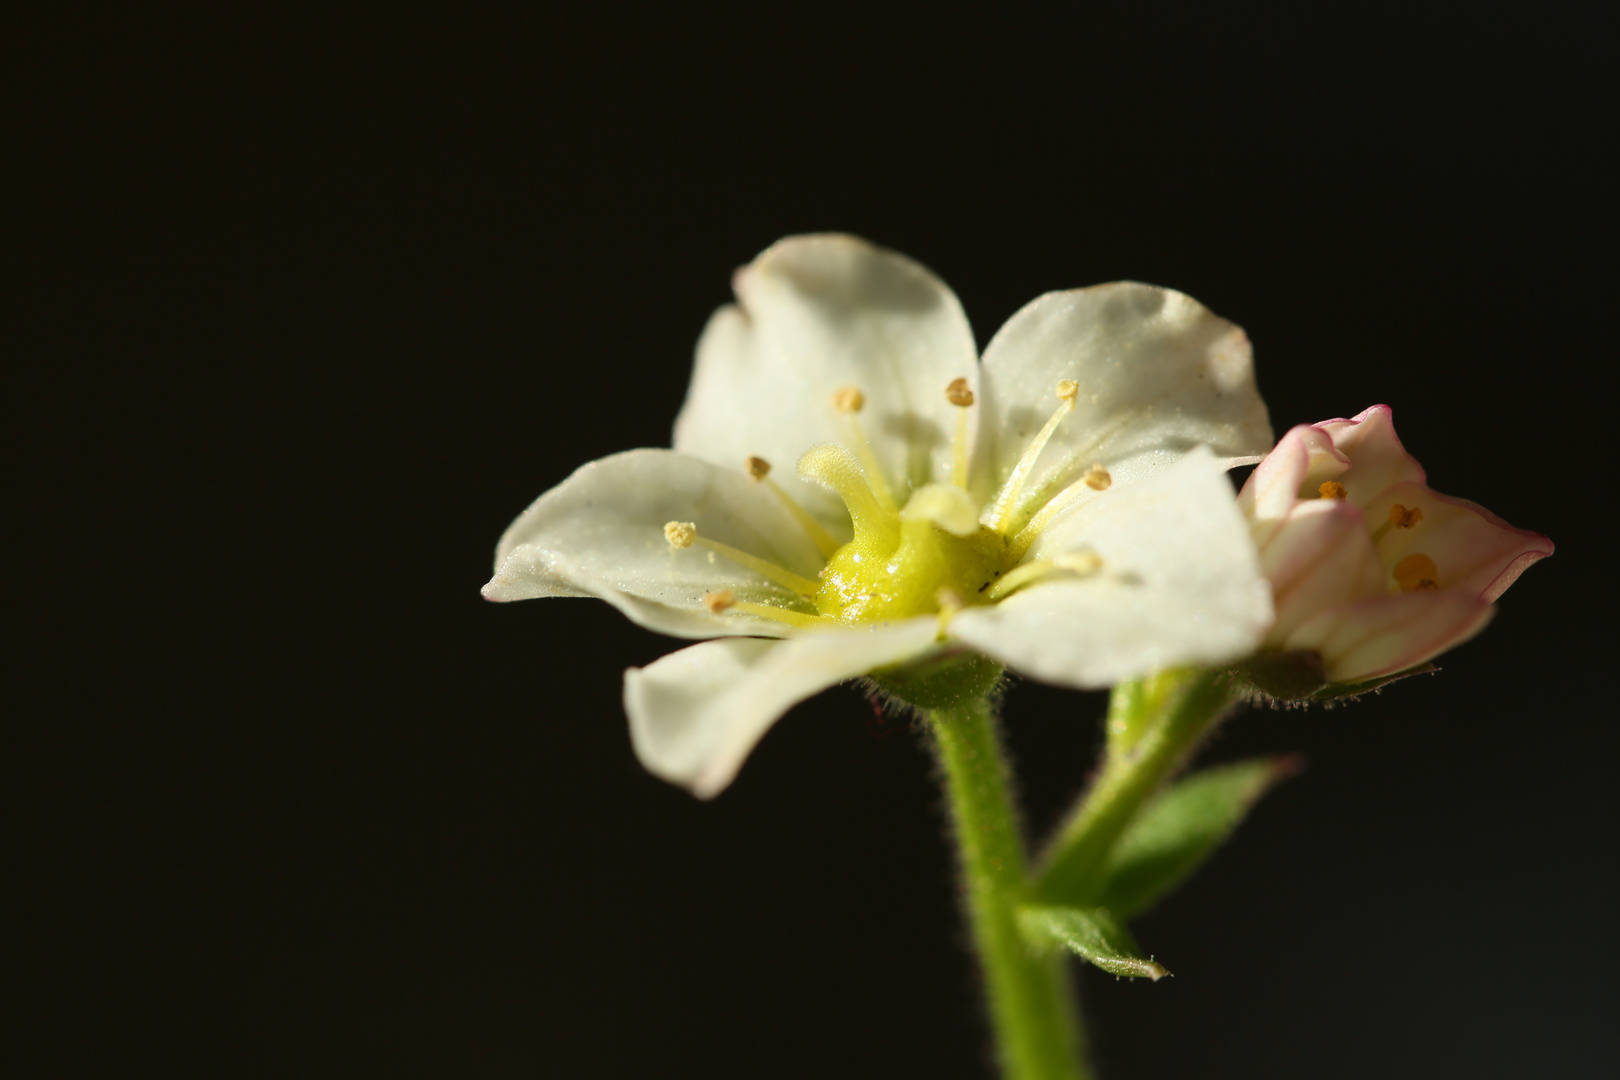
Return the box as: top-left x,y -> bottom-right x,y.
703,589 -> 737,613
1393,553 -> 1440,592
746,456 -> 771,480
1318,481 -> 1348,500
1389,503 -> 1424,529
1056,379 -> 1080,403
1083,464 -> 1112,491
664,521 -> 697,549
945,377 -> 975,407
831,385 -> 866,414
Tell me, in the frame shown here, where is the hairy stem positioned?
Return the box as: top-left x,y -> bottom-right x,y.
929,696 -> 1090,1080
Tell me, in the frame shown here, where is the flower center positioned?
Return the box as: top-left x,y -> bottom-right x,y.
813,506 -> 1015,623
666,379 -> 1114,631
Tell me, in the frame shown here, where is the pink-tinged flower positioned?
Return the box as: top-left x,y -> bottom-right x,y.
1237,405 -> 1552,688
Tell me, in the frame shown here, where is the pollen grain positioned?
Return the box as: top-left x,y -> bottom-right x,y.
1393,553 -> 1440,592
1389,503 -> 1424,529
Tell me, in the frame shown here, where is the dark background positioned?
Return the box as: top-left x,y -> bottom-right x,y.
11,6 -> 1614,1077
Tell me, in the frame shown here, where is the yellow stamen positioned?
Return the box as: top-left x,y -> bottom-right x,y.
982,549 -> 1102,602
1318,481 -> 1348,500
746,455 -> 840,558
985,380 -> 1079,534
798,443 -> 901,549
1082,464 -> 1111,491
1008,495 -> 1076,562
731,600 -> 829,628
703,589 -> 736,613
664,521 -> 697,549
1388,503 -> 1424,529
1393,553 -> 1440,592
947,378 -> 974,490
692,535 -> 822,596
827,385 -> 896,513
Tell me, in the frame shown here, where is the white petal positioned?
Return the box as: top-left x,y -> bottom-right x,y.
624,619 -> 941,798
484,449 -> 825,638
950,448 -> 1272,688
974,283 -> 1273,525
673,234 -> 979,524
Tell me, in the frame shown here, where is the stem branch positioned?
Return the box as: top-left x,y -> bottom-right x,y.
1035,669 -> 1240,904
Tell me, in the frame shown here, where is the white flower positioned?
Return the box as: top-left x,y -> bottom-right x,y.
485,235 -> 1275,797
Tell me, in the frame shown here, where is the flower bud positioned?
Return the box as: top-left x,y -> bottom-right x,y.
1236,405 -> 1551,693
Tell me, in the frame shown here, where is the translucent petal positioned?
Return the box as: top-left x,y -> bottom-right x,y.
1237,423 -> 1349,523
624,619 -> 941,798
1317,405 -> 1426,500
673,234 -> 979,524
973,283 -> 1273,529
951,448 -> 1272,688
1363,482 -> 1554,602
1256,499 -> 1387,643
1285,591 -> 1496,683
484,449 -> 825,639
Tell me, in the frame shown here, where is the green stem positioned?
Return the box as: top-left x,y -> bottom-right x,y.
929,696 -> 1090,1080
1035,669 -> 1239,904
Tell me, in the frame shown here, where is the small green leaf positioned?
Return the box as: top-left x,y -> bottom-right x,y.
1092,757 -> 1296,919
1018,904 -> 1170,980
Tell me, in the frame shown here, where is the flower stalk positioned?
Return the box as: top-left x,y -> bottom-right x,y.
928,696 -> 1090,1080
1036,670 -> 1240,906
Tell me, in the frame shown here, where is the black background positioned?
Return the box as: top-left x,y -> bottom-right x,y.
11,6 -> 1614,1078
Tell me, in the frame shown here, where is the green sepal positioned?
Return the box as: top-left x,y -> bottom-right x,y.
1017,904 -> 1170,981
1310,663 -> 1437,702
1231,650 -> 1327,700
867,648 -> 1004,711
1233,651 -> 1438,703
1092,757 -> 1296,919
